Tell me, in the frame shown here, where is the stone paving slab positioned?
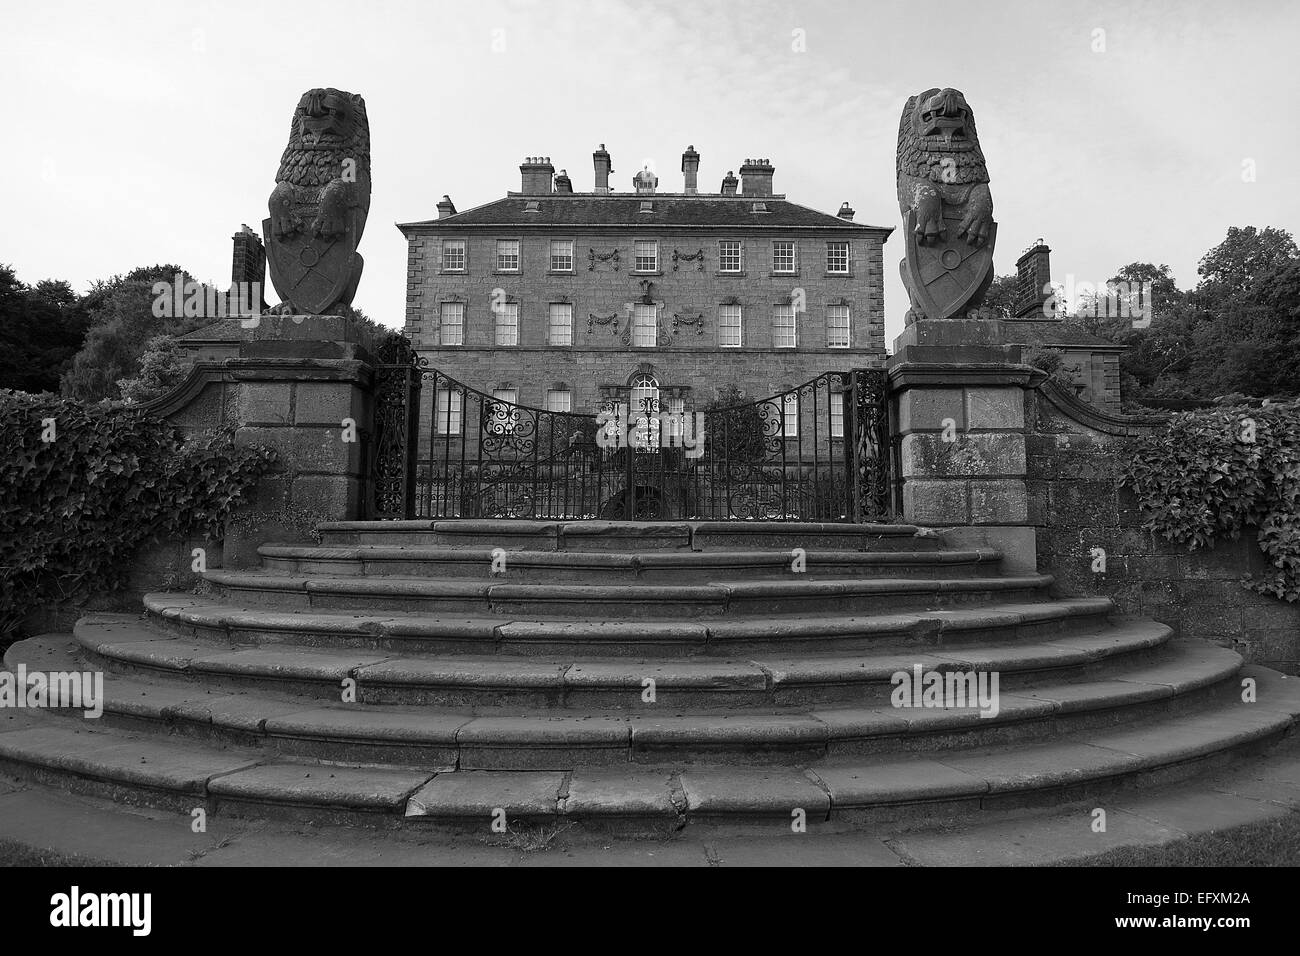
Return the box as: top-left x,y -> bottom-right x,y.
207,762 -> 431,811
406,770 -> 564,819
680,768 -> 830,817
890,806 -> 1183,866
562,768 -> 678,817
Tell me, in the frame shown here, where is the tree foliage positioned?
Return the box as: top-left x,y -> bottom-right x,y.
0,264 -> 93,394
1071,227 -> 1300,403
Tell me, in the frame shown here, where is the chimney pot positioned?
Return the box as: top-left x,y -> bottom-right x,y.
721,170 -> 738,196
519,156 -> 554,194
837,202 -> 855,221
437,195 -> 457,218
739,158 -> 774,197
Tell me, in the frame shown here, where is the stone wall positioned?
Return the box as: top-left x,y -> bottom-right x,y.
1026,381 -> 1300,672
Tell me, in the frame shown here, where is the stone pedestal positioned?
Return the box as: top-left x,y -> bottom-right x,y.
222,315 -> 375,568
888,319 -> 1045,573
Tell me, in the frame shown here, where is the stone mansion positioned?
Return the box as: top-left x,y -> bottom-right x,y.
396,146 -> 891,435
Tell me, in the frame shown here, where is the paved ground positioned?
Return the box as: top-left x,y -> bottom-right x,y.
3,746 -> 1299,866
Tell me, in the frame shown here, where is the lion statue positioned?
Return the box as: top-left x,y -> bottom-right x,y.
896,87 -> 996,323
265,88 -> 371,314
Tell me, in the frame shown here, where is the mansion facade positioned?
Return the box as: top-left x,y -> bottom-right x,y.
397,146 -> 891,443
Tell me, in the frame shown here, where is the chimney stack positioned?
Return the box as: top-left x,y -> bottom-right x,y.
593,144 -> 613,193
681,145 -> 700,194
720,170 -> 738,196
519,156 -> 554,194
554,169 -> 573,194
437,195 -> 457,218
231,224 -> 266,308
739,158 -> 774,197
1014,239 -> 1053,318
837,202 -> 855,221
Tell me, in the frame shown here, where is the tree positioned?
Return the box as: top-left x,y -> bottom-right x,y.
981,273 -> 1019,318
0,264 -> 92,394
116,334 -> 195,404
59,264 -> 207,402
1195,226 -> 1297,302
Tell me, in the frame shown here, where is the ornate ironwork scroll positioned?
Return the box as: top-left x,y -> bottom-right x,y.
397,365 -> 893,523
846,368 -> 894,522
369,334 -> 425,518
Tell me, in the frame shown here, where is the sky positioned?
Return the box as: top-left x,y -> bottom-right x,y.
2,0 -> 1297,345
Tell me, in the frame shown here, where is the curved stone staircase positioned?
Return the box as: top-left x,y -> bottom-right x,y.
3,519 -> 1299,834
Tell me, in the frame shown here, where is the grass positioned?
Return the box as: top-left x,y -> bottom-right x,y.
1053,810 -> 1300,866
0,838 -> 120,867
484,820 -> 576,853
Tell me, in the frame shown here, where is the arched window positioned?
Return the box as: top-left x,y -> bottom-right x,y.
629,373 -> 660,449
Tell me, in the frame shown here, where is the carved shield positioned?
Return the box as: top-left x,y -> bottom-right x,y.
263,211 -> 359,315
904,210 -> 997,320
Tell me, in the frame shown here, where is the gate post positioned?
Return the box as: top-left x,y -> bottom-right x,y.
887,318 -> 1045,572
221,313 -> 376,568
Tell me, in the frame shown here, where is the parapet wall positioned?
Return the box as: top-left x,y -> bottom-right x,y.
1026,380 -> 1300,672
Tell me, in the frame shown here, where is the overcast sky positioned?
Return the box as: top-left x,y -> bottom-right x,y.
3,0 -> 1296,344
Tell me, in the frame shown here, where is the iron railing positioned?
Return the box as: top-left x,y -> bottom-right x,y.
369,348 -> 893,522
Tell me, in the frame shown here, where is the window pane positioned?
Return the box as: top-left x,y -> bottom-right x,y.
783,394 -> 799,437
439,302 -> 464,346
442,240 -> 465,271
718,304 -> 742,347
827,241 -> 849,273
719,240 -> 742,272
773,241 -> 795,273
496,239 -> 520,271
546,389 -> 572,413
548,303 -> 572,345
666,396 -> 685,440
827,305 -> 850,348
496,303 -> 518,346
634,240 -> 658,272
633,303 -> 657,347
549,240 -> 573,271
773,304 -> 796,348
630,374 -> 660,448
435,389 -> 463,434
830,392 -> 844,438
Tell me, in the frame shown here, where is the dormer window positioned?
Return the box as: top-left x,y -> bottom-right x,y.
524,200 -> 540,213
639,200 -> 654,214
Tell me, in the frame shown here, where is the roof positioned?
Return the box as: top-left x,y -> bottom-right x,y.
398,194 -> 891,233
175,317 -> 255,343
1002,319 -> 1126,350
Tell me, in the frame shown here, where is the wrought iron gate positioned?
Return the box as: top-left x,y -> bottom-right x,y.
369,345 -> 894,522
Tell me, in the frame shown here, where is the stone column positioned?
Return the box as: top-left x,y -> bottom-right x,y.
222,314 -> 375,568
888,318 -> 1045,573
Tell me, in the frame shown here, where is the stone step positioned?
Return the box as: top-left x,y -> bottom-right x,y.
67,618 -> 1178,710
199,569 -> 1055,618
19,631 -> 1243,766
135,594 -> 1116,656
256,544 -> 1006,581
316,519 -> 941,553
0,666 -> 1294,828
